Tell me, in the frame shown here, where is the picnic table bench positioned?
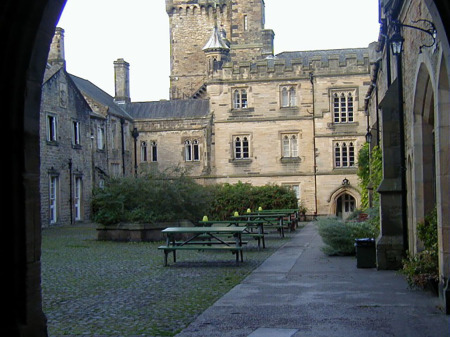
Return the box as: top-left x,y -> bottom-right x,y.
231,212 -> 293,238
198,220 -> 266,249
158,227 -> 246,266
249,209 -> 299,230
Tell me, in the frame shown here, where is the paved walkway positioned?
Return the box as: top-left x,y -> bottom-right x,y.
175,222 -> 449,337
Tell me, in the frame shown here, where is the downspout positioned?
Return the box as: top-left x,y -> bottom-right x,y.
120,118 -> 126,176
68,159 -> 73,224
309,72 -> 318,217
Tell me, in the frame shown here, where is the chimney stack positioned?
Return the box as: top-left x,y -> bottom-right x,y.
114,58 -> 131,104
48,27 -> 66,67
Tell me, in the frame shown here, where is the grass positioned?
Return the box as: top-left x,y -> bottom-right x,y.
41,224 -> 288,336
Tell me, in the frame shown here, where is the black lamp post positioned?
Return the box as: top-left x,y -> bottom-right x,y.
365,131 -> 373,144
132,127 -> 139,177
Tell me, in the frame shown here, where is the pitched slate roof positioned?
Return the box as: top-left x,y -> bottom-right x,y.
127,99 -> 210,120
69,74 -> 133,120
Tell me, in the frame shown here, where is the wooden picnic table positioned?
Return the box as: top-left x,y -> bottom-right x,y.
231,212 -> 292,237
198,220 -> 266,249
158,227 -> 246,266
246,209 -> 299,231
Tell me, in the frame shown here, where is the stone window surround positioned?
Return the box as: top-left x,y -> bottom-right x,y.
330,88 -> 357,124
333,140 -> 356,168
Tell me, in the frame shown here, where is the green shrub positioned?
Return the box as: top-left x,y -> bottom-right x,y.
91,169 -> 213,225
208,182 -> 299,220
316,217 -> 377,256
401,207 -> 439,289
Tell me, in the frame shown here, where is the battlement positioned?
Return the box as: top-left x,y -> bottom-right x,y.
220,48 -> 370,80
166,0 -> 231,14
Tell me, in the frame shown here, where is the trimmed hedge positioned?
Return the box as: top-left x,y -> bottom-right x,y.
91,173 -> 299,226
91,170 -> 213,225
316,216 -> 378,256
208,182 -> 299,220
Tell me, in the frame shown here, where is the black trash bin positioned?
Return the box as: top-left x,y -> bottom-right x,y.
355,238 -> 376,268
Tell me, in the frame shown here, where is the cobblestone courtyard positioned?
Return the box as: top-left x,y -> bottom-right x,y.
41,224 -> 289,336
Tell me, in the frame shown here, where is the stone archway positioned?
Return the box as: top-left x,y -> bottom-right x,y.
410,63 -> 436,254
328,187 -> 360,220
1,0 -> 67,335
436,54 -> 450,306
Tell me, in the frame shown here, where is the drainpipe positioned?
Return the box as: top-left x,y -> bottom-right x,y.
68,159 -> 73,224
120,118 -> 126,176
310,72 -> 318,217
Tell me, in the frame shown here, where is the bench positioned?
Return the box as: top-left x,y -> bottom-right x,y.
159,226 -> 246,266
158,245 -> 244,266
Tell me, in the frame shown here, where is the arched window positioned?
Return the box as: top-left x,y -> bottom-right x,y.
140,141 -> 148,162
334,141 -> 355,168
281,86 -> 297,107
185,140 -> 192,161
282,134 -> 299,157
234,136 -> 249,159
333,91 -> 354,123
233,89 -> 248,109
151,141 -> 157,162
185,139 -> 200,161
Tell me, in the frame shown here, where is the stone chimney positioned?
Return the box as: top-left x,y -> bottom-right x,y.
114,58 -> 131,104
48,27 -> 66,67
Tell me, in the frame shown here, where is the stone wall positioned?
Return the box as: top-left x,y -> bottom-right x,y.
40,69 -> 94,226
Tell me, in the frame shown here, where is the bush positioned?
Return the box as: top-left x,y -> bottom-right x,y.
401,208 -> 439,290
91,169 -> 213,225
316,216 -> 377,256
208,182 -> 299,220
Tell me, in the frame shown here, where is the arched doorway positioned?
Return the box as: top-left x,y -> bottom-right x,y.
336,193 -> 356,220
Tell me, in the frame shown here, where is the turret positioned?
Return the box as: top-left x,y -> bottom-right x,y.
203,24 -> 230,75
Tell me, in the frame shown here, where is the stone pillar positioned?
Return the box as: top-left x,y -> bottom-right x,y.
114,58 -> 131,104
376,79 -> 406,270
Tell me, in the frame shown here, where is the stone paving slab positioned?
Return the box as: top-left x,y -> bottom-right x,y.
175,222 -> 450,337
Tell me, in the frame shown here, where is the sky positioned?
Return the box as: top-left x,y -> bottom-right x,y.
57,0 -> 380,102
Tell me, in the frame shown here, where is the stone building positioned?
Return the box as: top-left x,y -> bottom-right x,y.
40,28 -> 134,227
41,1 -> 372,225
123,0 -> 371,218
365,0 -> 449,311
2,0 -> 450,334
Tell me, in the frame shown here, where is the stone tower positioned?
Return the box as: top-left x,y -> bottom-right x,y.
166,0 -> 274,99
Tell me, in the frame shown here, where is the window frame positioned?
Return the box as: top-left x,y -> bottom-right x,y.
332,90 -> 355,124
280,85 -> 297,108
46,113 -> 58,143
72,120 -> 81,147
232,88 -> 248,110
151,141 -> 158,162
140,141 -> 148,162
282,183 -> 300,201
233,135 -> 250,160
281,133 -> 299,158
49,175 -> 59,224
97,126 -> 105,151
334,141 -> 356,168
74,176 -> 82,221
185,139 -> 200,162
